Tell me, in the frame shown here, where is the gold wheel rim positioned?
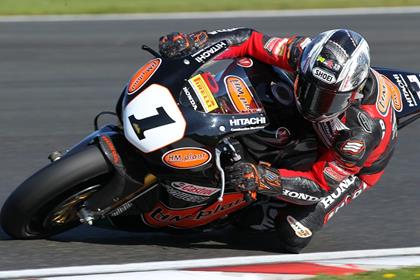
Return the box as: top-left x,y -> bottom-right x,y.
48,185 -> 100,225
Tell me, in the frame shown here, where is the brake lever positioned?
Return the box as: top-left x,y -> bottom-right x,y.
215,148 -> 225,202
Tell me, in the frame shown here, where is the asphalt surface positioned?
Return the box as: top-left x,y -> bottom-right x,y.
0,13 -> 420,271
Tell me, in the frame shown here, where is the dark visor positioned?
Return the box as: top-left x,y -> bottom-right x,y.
296,76 -> 352,121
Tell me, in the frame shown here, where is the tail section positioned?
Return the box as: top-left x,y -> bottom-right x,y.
374,67 -> 420,129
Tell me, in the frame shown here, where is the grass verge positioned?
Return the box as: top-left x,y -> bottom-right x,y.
1,0 -> 420,15
313,266 -> 420,280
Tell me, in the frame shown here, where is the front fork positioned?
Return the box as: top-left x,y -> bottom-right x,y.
52,125 -> 159,225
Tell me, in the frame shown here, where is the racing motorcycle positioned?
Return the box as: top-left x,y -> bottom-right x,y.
1,40 -> 419,241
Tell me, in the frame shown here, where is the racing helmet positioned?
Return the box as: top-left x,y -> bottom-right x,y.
295,29 -> 370,122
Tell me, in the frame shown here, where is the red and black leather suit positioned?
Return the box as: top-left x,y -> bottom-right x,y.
160,28 -> 397,252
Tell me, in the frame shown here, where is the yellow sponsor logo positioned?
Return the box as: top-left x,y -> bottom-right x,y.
189,74 -> 219,113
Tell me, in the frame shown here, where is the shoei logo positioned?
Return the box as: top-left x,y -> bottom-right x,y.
128,58 -> 161,94
312,67 -> 336,84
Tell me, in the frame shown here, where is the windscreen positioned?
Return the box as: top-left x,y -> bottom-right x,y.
178,58 -> 265,115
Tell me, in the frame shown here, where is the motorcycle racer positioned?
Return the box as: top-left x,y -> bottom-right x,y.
158,28 -> 397,252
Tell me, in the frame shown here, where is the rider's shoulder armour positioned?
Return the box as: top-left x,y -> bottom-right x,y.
333,105 -> 382,168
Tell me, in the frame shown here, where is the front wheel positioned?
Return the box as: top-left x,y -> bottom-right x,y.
0,145 -> 112,239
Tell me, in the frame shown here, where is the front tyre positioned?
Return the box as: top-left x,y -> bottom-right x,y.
0,145 -> 112,239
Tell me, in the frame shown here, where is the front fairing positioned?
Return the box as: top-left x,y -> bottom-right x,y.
122,42 -> 270,170
118,41 -> 321,213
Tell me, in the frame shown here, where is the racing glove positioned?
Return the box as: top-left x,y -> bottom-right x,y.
159,31 -> 208,58
226,162 -> 282,196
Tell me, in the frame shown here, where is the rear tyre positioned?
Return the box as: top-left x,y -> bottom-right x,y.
0,145 -> 112,239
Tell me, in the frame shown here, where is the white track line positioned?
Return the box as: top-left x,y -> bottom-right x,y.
1,247 -> 420,279
1,6 -> 420,22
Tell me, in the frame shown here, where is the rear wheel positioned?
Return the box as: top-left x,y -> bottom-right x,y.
0,145 -> 112,239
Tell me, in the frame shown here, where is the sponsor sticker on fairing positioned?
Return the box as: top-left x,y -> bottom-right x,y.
127,58 -> 161,94
391,85 -> 403,112
393,74 -> 417,108
407,74 -> 420,100
171,182 -> 219,196
191,41 -> 228,64
165,185 -> 210,203
229,116 -> 267,129
312,67 -> 336,84
189,74 -> 219,113
162,147 -> 212,169
374,71 -> 401,116
224,75 -> 258,113
182,87 -> 198,110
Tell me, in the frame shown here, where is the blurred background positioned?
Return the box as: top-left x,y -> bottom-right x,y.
1,0 -> 420,14
0,0 -> 419,272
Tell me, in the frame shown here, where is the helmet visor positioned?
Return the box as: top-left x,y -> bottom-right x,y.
296,76 -> 352,122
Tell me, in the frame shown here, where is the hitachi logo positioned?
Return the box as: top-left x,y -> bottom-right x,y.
193,42 -> 227,63
229,117 -> 266,126
393,74 -> 416,107
321,176 -> 356,209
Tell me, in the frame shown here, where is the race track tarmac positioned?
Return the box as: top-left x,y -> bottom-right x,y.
0,13 -> 419,270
